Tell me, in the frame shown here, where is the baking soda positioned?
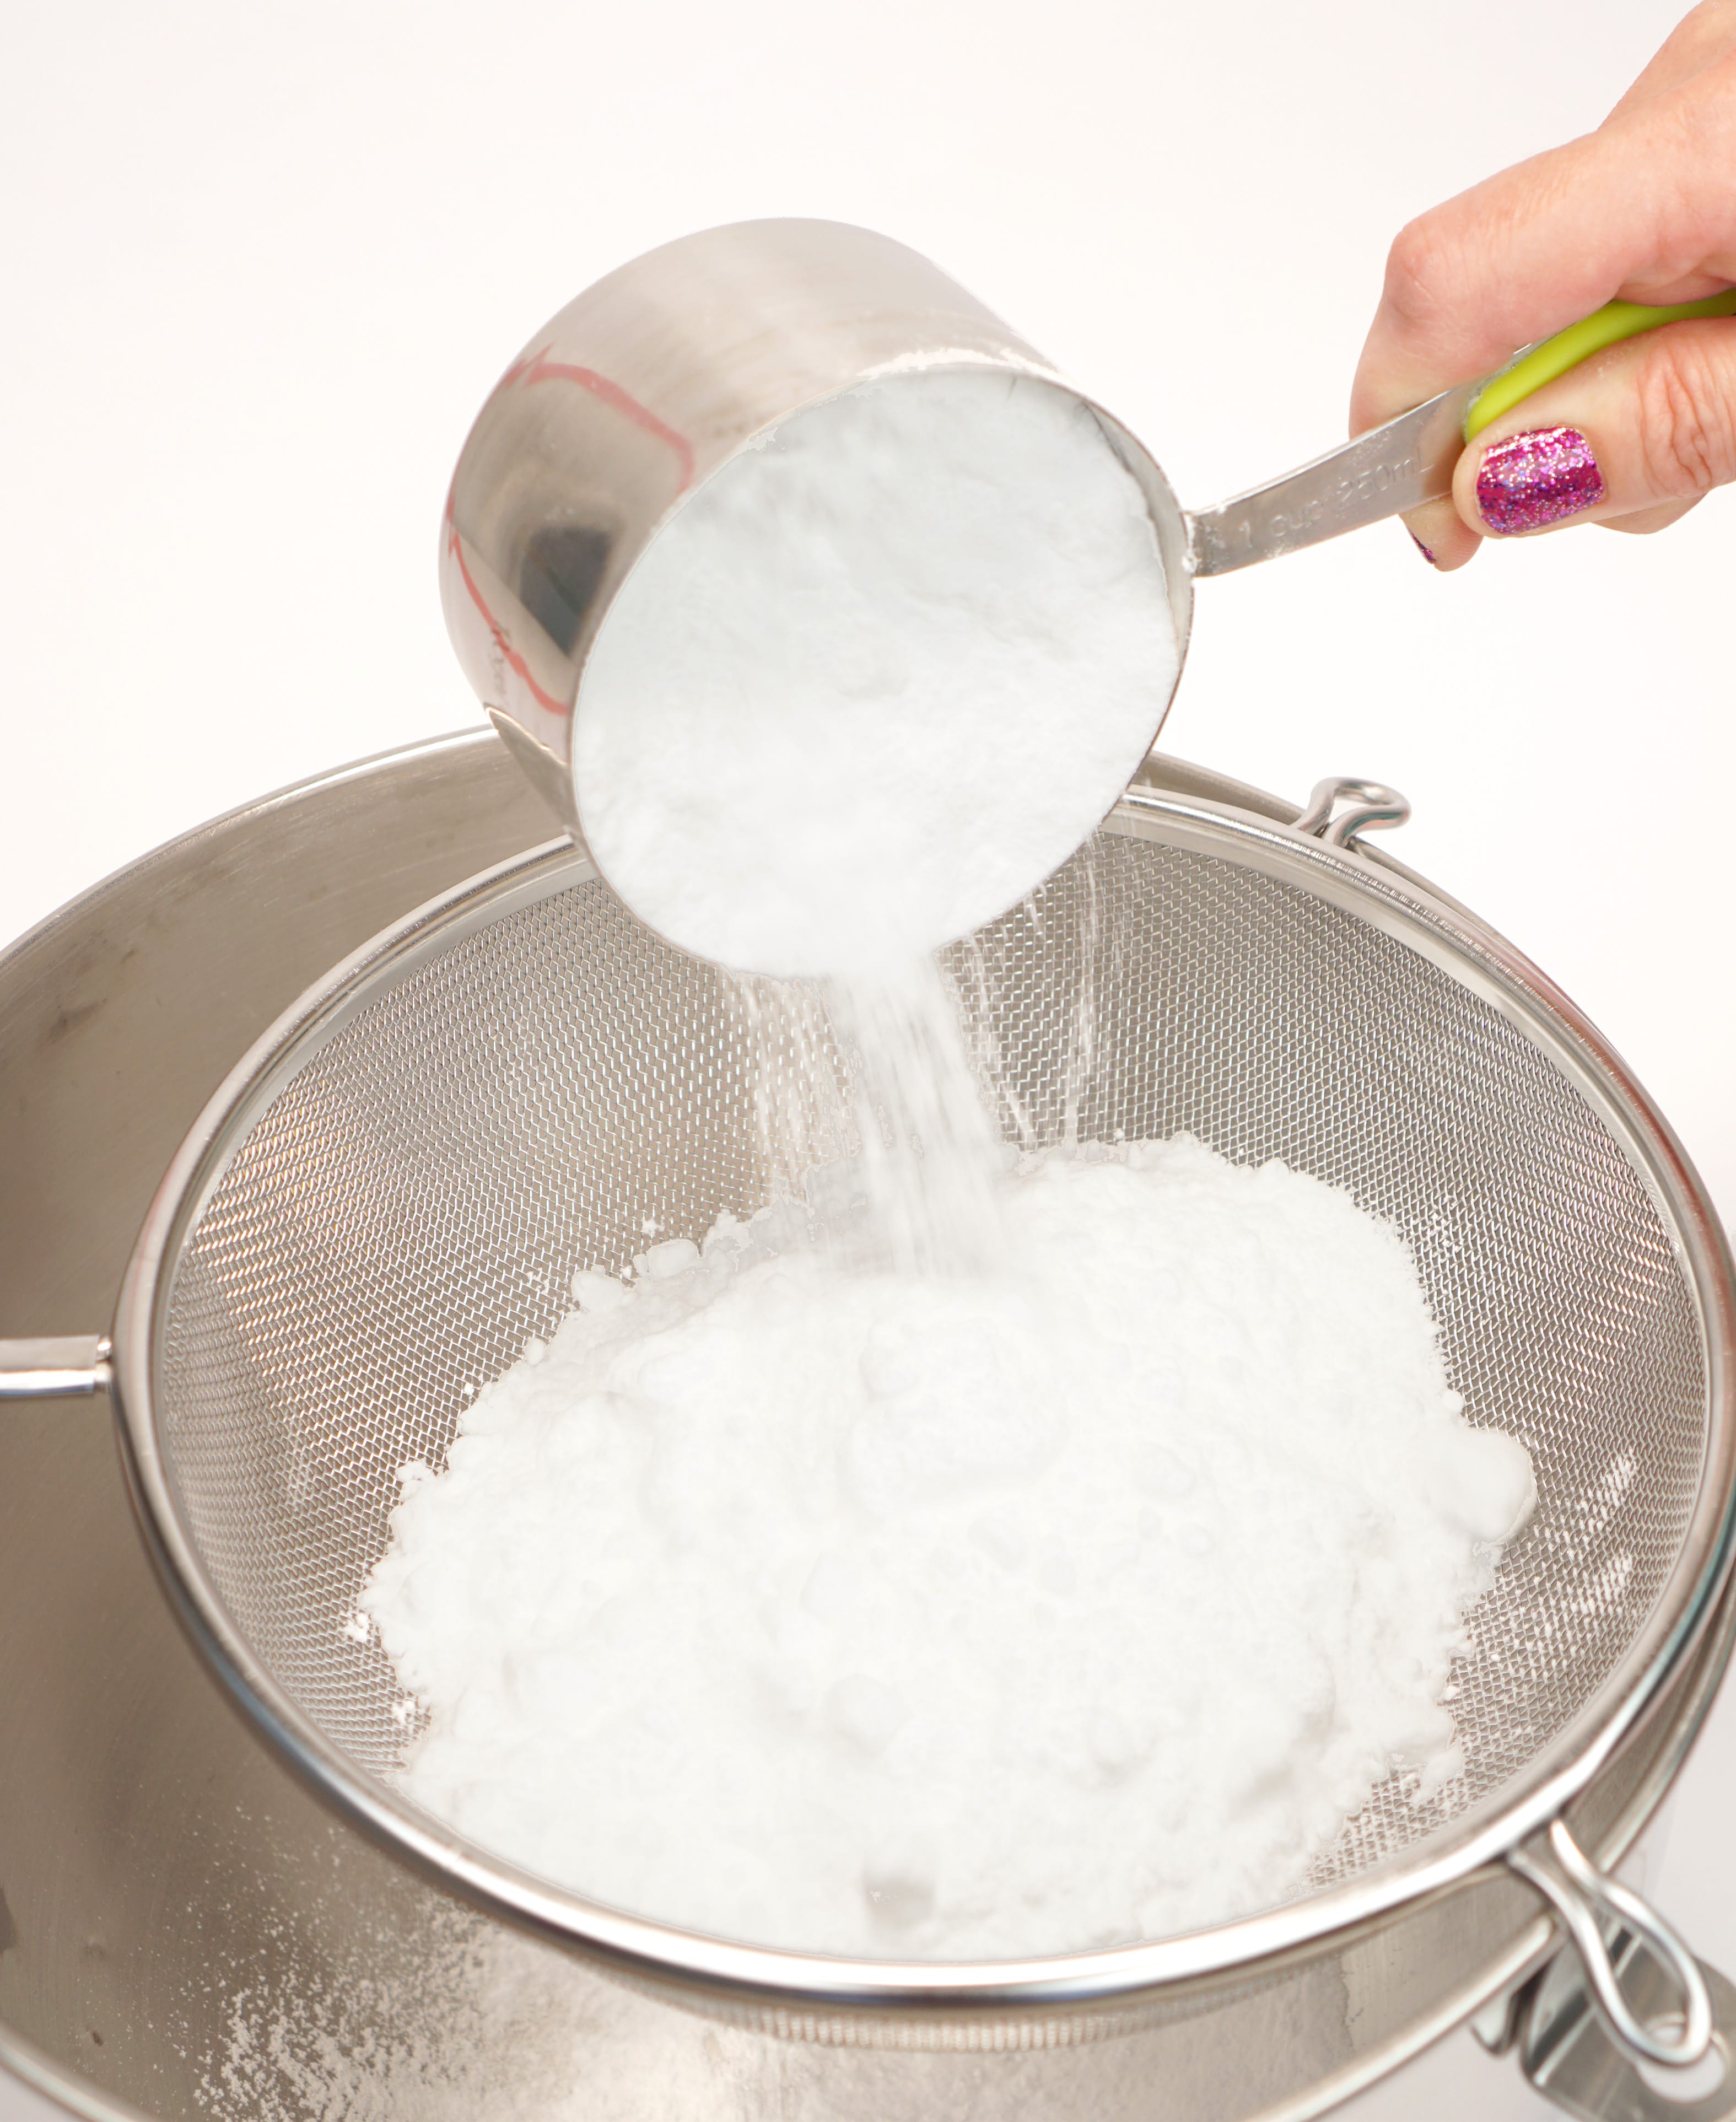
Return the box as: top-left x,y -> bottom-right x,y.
574,369 -> 1179,980
362,1138 -> 1535,1959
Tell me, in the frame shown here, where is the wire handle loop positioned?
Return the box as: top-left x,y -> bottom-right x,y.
1511,1819 -> 1716,2072
1292,777 -> 1411,849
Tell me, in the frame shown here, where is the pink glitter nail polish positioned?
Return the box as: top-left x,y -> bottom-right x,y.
1476,427 -> 1604,535
1408,529 -> 1436,565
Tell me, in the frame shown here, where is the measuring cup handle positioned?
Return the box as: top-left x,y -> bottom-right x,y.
1185,288 -> 1736,578
0,1335 -> 112,1400
1464,289 -> 1736,440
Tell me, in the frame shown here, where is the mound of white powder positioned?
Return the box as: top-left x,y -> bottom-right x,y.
573,370 -> 1179,978
362,1138 -> 1534,1960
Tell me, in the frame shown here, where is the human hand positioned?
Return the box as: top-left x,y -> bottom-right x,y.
1351,0 -> 1736,569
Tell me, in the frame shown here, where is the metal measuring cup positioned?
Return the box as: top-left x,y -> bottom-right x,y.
442,218 -> 1734,887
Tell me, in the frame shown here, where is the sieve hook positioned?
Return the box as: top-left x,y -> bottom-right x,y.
1292,777 -> 1411,849
0,1335 -> 112,1401
1510,1819 -> 1716,2073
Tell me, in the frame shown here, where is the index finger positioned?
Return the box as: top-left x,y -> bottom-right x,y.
1350,47 -> 1736,436
1608,0 -> 1736,119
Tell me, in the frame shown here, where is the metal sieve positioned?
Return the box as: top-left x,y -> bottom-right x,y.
5,769 -> 1734,2112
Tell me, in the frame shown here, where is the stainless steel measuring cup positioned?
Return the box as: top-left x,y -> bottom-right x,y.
441,217 -> 1736,880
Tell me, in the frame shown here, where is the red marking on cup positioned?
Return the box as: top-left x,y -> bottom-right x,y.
445,350 -> 698,720
515,347 -> 697,493
445,509 -> 570,718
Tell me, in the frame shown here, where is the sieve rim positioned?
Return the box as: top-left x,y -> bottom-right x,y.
107,785 -> 1736,2020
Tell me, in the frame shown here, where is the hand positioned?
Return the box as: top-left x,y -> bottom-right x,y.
1351,1 -> 1736,569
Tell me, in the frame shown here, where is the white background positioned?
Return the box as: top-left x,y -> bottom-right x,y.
2,1 -> 1732,2115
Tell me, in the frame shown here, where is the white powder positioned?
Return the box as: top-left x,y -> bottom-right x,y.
378,348 -> 1532,1967
574,369 -> 1179,979
362,1138 -> 1535,1961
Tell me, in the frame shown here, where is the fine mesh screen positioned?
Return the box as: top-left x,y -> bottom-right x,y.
160,823 -> 1707,1922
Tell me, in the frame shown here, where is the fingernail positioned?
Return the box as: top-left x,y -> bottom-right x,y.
1475,426 -> 1604,535
1408,529 -> 1436,565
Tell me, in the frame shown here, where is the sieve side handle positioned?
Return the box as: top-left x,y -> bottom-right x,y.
1509,1820 -> 1717,2073
0,1335 -> 112,1400
1293,777 -> 1411,849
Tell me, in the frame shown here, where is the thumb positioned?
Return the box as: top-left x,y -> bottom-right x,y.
1454,314 -> 1736,540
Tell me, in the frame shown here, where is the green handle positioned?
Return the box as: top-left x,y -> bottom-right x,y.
1464,288 -> 1736,441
